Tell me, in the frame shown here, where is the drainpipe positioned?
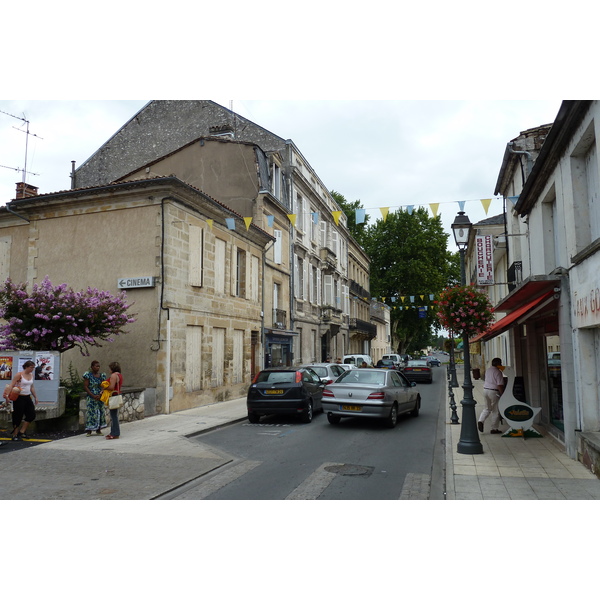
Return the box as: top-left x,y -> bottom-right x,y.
5,203 -> 30,223
261,239 -> 275,372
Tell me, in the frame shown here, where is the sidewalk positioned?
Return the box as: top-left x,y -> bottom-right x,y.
445,368 -> 600,499
0,397 -> 249,500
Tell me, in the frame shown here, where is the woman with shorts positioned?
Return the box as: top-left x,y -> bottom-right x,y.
8,360 -> 38,441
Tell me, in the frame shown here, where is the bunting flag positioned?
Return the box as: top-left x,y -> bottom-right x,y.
410,296 -> 415,303
244,217 -> 253,230
356,208 -> 366,224
508,196 -> 519,205
481,198 -> 492,214
458,201 -> 466,212
406,205 -> 414,215
380,207 -> 389,222
287,214 -> 297,227
429,203 -> 439,217
206,219 -> 214,230
332,210 -> 342,226
225,218 -> 236,230
312,212 -> 319,224
267,215 -> 275,227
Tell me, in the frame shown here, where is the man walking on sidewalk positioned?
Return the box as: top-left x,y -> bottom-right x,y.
478,357 -> 505,434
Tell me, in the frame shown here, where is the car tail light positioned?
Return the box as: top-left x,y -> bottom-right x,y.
367,391 -> 385,400
325,379 -> 333,385
251,372 -> 261,384
295,371 -> 302,383
322,389 -> 335,398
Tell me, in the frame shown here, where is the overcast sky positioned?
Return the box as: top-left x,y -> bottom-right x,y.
0,99 -> 562,246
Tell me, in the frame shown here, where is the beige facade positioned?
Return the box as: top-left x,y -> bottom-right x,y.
0,177 -> 273,414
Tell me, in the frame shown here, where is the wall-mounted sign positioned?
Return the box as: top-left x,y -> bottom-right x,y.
476,235 -> 494,285
118,276 -> 155,289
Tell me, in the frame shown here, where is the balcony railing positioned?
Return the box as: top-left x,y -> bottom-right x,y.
273,308 -> 287,330
349,318 -> 377,338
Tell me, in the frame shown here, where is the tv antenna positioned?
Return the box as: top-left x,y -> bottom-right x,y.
0,108 -> 42,181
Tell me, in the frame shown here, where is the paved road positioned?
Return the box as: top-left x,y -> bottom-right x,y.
158,367 -> 447,500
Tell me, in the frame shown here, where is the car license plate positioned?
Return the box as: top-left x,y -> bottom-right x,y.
413,368 -> 423,371
265,389 -> 284,395
341,404 -> 361,412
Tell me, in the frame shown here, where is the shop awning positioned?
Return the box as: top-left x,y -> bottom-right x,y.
472,290 -> 557,343
494,276 -> 560,312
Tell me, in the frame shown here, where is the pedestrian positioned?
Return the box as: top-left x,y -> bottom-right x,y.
478,357 -> 505,434
105,361 -> 123,440
6,360 -> 38,441
83,360 -> 107,436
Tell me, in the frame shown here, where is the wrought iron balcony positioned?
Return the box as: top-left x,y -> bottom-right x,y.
273,308 -> 287,330
507,261 -> 523,293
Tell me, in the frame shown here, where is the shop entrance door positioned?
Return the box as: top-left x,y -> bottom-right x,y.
546,335 -> 563,431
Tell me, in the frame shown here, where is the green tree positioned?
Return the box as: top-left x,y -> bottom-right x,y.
362,207 -> 459,354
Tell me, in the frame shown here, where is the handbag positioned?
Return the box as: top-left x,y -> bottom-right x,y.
108,394 -> 123,409
5,385 -> 21,401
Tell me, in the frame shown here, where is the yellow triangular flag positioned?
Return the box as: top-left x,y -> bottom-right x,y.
287,214 -> 297,227
206,219 -> 214,230
429,203 -> 439,217
380,207 -> 389,222
244,217 -> 253,230
332,210 -> 342,226
401,296 -> 405,303
420,295 -> 424,300
481,198 -> 492,214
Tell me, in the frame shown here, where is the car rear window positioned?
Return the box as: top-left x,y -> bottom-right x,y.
311,367 -> 327,377
256,371 -> 296,383
338,370 -> 386,385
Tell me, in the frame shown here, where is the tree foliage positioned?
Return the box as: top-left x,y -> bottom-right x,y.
362,207 -> 460,354
0,276 -> 136,355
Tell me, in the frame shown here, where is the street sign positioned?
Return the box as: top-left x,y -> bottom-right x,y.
118,276 -> 155,289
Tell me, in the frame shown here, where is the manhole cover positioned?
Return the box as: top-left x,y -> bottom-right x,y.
324,464 -> 374,477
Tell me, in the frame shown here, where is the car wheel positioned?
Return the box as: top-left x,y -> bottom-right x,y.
385,403 -> 398,428
301,399 -> 313,423
327,412 -> 341,425
411,397 -> 420,417
248,413 -> 260,424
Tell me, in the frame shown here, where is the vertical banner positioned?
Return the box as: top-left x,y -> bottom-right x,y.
476,234 -> 494,285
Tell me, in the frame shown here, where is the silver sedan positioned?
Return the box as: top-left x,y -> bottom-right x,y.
321,368 -> 421,428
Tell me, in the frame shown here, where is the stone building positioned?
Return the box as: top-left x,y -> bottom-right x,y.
72,100 -> 375,368
471,101 -> 600,473
0,176 -> 274,414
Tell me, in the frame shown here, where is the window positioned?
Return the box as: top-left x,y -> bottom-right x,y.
295,255 -> 304,299
212,327 -> 225,387
233,329 -> 244,384
0,237 -> 10,283
234,247 -> 247,297
271,163 -> 281,200
215,238 -> 226,294
273,229 -> 282,264
250,254 -> 259,302
188,225 -> 203,287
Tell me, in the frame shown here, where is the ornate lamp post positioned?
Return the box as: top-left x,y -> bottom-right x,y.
451,211 -> 483,455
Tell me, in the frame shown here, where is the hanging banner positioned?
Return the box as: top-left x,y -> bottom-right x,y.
476,234 -> 494,285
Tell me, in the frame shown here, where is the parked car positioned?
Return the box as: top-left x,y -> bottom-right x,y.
321,368 -> 421,428
376,358 -> 399,370
427,356 -> 441,367
404,359 -> 433,383
301,363 -> 346,384
247,367 -> 325,424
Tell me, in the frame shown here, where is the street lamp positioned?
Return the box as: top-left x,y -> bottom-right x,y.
451,211 -> 483,455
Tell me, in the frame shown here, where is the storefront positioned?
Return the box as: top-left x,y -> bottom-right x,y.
264,330 -> 296,368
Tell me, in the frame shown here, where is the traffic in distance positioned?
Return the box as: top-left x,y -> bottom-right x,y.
247,351 -> 447,429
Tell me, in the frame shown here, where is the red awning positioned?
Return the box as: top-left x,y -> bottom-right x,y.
494,277 -> 560,312
472,290 -> 557,343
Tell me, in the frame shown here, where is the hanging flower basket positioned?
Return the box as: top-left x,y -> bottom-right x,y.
435,285 -> 494,338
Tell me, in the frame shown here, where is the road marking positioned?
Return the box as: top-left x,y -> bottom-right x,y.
172,460 -> 262,499
285,462 -> 339,500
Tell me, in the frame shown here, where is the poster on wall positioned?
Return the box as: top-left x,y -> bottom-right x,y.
0,356 -> 13,381
35,353 -> 55,380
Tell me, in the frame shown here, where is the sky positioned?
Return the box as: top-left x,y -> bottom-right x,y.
0,99 -> 563,248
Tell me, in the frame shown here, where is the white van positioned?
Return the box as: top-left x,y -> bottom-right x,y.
382,354 -> 403,366
343,354 -> 373,367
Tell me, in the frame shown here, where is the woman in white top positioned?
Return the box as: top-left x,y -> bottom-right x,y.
8,360 -> 38,441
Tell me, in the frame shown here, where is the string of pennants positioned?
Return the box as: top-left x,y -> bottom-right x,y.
201,197 -> 507,231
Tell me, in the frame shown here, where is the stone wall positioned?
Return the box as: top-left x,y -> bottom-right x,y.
79,388 -> 146,428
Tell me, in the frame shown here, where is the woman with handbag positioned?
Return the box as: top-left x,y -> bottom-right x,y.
83,360 -> 107,436
105,361 -> 123,440
7,360 -> 38,441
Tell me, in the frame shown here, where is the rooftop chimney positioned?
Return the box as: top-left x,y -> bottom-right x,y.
15,182 -> 38,199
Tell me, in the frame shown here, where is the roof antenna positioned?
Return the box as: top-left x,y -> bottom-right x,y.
0,108 -> 42,180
